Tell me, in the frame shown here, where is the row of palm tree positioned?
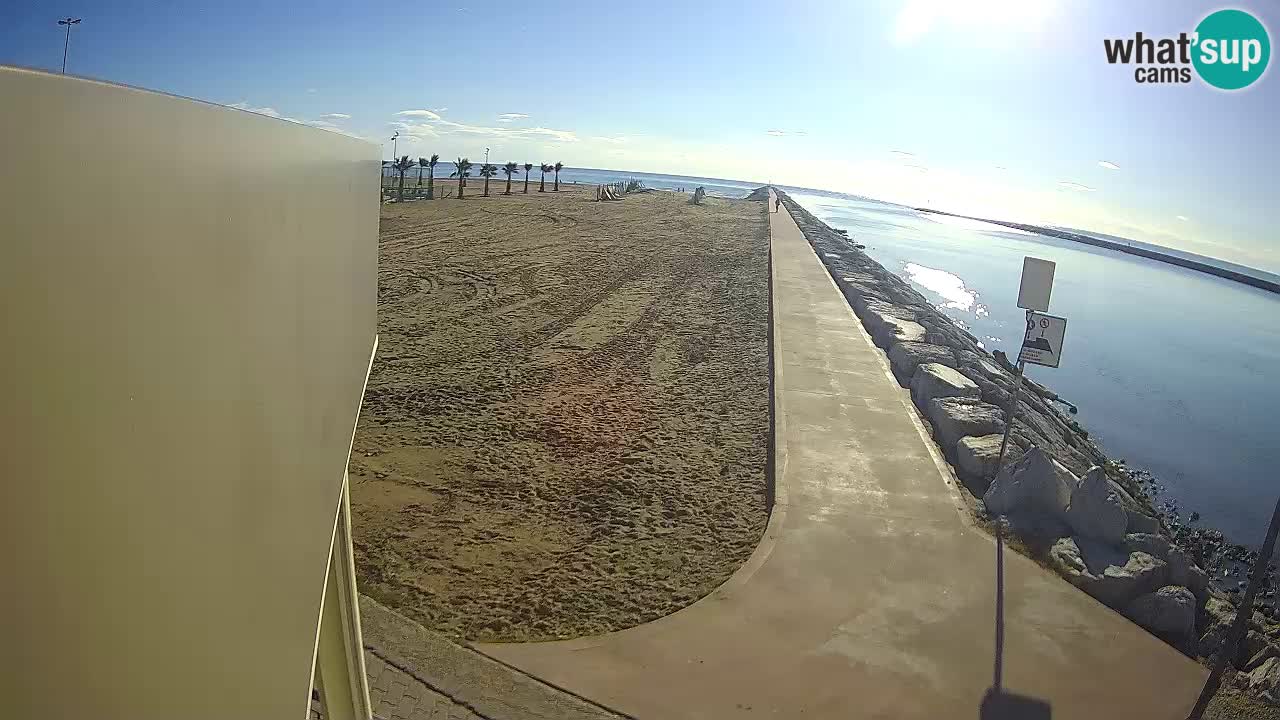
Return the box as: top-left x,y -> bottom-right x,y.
388,156 -> 565,201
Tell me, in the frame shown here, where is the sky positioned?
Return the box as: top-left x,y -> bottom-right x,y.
2,0 -> 1276,272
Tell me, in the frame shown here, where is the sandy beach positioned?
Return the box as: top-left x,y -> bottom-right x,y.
349,184 -> 771,641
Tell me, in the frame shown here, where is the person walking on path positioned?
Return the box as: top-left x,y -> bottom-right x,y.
775,197 -> 781,213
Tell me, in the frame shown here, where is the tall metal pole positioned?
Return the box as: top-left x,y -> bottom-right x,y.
58,18 -> 81,75
389,132 -> 399,193
994,310 -> 1031,477
1187,495 -> 1280,719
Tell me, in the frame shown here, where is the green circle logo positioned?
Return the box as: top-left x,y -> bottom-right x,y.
1193,9 -> 1270,90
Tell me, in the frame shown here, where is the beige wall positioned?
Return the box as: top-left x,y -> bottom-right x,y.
0,67 -> 378,719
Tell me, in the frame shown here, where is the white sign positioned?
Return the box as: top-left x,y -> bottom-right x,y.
1017,257 -> 1056,312
1020,312 -> 1067,368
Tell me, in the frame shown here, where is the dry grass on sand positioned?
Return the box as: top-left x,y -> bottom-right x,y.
350,184 -> 771,641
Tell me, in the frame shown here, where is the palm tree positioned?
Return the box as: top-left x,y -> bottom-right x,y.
478,163 -> 497,197
502,162 -> 519,195
539,163 -> 553,192
553,161 -> 564,191
450,157 -> 473,198
416,157 -> 429,187
426,154 -> 439,199
523,163 -> 533,193
392,155 -> 414,202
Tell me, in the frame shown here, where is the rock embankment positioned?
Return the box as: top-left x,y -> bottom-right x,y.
770,188 -> 1280,704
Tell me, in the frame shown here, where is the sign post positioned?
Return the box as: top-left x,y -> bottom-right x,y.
994,258 -> 1064,477
1017,257 -> 1056,313
1020,312 -> 1068,369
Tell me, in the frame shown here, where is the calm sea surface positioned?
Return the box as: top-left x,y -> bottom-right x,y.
403,165 -> 1280,545
783,191 -> 1280,546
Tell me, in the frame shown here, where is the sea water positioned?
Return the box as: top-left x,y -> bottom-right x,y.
788,191 -> 1280,547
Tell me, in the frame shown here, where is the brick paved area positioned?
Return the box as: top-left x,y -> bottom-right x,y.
365,648 -> 483,720
312,648 -> 482,720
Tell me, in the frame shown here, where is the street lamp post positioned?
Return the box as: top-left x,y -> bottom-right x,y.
389,132 -> 399,191
57,17 -> 81,75
484,147 -> 490,165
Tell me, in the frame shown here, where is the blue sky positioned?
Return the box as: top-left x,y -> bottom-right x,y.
3,0 -> 1276,272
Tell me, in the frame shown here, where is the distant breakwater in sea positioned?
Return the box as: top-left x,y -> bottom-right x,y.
916,208 -> 1280,295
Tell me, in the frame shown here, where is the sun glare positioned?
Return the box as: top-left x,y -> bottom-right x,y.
893,0 -> 1057,45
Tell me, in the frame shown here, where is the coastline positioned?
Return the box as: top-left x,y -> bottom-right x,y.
915,207 -> 1280,295
770,186 -> 1280,688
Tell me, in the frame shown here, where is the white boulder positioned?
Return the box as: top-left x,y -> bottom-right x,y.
956,434 -> 1013,486
872,316 -> 927,349
1049,536 -> 1170,609
1125,533 -> 1171,560
1126,509 -> 1162,535
1248,657 -> 1280,706
1066,466 -> 1129,546
984,448 -> 1073,518
1247,644 -> 1280,673
1199,597 -> 1237,662
1167,548 -> 1209,599
928,396 -> 1005,451
1087,551 -> 1170,608
1049,536 -> 1089,576
888,342 -> 957,378
1125,585 -> 1196,639
910,362 -> 980,408
852,295 -> 899,320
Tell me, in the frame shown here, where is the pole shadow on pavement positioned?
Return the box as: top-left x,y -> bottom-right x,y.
981,526 -> 1052,720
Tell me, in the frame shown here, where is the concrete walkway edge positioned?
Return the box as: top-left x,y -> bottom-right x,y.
360,594 -> 629,719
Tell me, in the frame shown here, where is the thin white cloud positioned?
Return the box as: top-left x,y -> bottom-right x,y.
228,102 -> 281,118
391,121 -> 440,139
904,164 -> 929,173
392,111 -> 577,143
306,88 -> 317,94
320,113 -> 351,120
766,129 -> 808,137
1098,160 -> 1120,170
994,165 -> 1008,170
590,136 -> 628,144
497,113 -> 529,122
227,102 -> 361,138
1176,215 -> 1189,221
396,109 -> 443,120
1058,181 -> 1095,192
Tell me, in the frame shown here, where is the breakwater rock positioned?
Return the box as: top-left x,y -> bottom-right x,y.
776,190 -> 1118,494
769,188 -> 1280,687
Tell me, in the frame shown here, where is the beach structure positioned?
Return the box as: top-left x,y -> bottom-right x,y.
596,183 -> 625,201
2,66 -> 379,720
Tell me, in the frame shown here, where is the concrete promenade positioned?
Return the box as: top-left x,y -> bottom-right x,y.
475,190 -> 1206,719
